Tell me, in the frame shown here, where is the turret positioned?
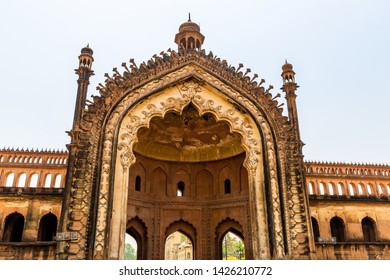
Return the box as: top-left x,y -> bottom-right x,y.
174,14 -> 205,51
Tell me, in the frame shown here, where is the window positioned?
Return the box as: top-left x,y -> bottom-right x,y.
358,183 -> 364,195
328,183 -> 334,196
5,173 -> 14,187
135,176 -> 141,192
367,184 -> 372,196
44,174 -> 52,188
37,213 -> 57,241
308,182 -> 314,195
330,216 -> 346,242
2,213 -> 24,242
362,217 -> 376,242
377,184 -> 383,195
224,179 -> 231,194
311,217 -> 320,242
348,183 -> 355,196
30,174 -> 38,188
177,181 -> 185,196
54,174 -> 62,188
319,182 -> 325,195
337,183 -> 343,195
18,173 -> 26,187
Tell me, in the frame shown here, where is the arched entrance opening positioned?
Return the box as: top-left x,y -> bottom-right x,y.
123,100 -> 253,259
98,77 -> 285,260
215,218 -> 246,259
222,231 -> 245,260
165,231 -> 193,260
124,233 -> 137,260
125,217 -> 147,260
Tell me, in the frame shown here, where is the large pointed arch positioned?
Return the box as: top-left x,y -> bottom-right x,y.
59,52 -> 310,260
98,74 -> 284,260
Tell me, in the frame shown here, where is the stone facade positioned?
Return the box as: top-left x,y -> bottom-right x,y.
0,148 -> 66,259
0,19 -> 388,260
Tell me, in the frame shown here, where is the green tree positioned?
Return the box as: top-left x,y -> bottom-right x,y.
124,243 -> 136,260
222,233 -> 236,260
235,240 -> 245,260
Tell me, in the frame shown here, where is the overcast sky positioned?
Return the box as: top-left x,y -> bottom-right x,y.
1,0 -> 389,164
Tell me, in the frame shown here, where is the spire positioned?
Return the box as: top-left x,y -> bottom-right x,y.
174,16 -> 205,51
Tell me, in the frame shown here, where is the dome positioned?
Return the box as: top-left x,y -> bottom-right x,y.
282,60 -> 293,71
81,44 -> 93,56
178,20 -> 201,33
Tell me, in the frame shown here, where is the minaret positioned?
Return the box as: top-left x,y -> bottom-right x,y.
174,15 -> 205,51
72,45 -> 94,129
57,45 -> 94,259
281,61 -> 302,147
281,61 -> 316,258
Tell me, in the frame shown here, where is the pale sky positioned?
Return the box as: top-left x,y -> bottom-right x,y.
1,0 -> 389,164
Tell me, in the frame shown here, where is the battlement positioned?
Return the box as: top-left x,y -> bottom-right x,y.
0,148 -> 68,166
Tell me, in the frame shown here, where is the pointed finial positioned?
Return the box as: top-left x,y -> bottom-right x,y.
188,13 -> 191,22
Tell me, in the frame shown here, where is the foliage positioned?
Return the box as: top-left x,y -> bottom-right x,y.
222,232 -> 245,260
124,243 -> 136,260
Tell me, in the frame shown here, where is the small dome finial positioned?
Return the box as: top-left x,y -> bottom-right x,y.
188,13 -> 191,22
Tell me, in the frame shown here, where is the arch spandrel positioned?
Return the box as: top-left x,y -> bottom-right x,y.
90,64 -> 289,260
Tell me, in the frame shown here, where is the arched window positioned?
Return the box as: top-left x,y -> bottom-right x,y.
311,217 -> 320,242
367,184 -> 373,196
308,182 -> 314,195
377,184 -> 383,195
54,174 -> 61,188
44,174 -> 52,188
37,213 -> 57,241
224,179 -> 231,194
18,173 -> 26,187
2,213 -> 24,242
362,217 -> 376,242
30,174 -> 38,188
165,231 -> 193,260
337,183 -> 343,195
328,183 -> 334,196
348,183 -> 355,196
135,176 -> 141,192
177,181 -> 185,196
319,182 -> 325,195
5,173 -> 14,187
330,216 -> 346,242
358,183 -> 364,195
